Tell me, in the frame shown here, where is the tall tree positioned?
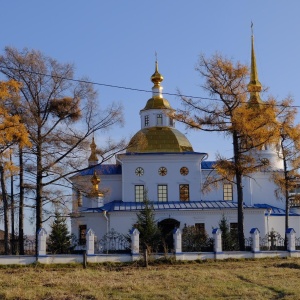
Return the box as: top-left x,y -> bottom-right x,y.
0,80 -> 30,254
271,98 -> 300,246
173,54 -> 279,250
0,47 -> 124,253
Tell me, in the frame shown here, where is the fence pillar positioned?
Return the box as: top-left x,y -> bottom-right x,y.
286,228 -> 296,252
130,228 -> 140,255
86,228 -> 95,255
250,228 -> 260,253
38,228 -> 47,256
212,228 -> 222,254
173,228 -> 182,253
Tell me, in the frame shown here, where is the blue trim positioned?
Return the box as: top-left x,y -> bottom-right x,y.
250,228 -> 260,234
214,252 -> 223,255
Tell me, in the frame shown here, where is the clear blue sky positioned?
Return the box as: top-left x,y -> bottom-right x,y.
1,1 -> 300,232
1,0 -> 300,157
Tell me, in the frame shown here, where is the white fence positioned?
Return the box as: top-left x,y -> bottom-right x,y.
0,227 -> 299,265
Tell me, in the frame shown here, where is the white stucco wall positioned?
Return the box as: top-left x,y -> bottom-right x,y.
118,153 -> 206,202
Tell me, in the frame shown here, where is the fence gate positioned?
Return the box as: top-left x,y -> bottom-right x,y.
94,229 -> 130,254
259,231 -> 285,251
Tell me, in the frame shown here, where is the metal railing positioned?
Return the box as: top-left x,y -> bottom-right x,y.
94,229 -> 131,254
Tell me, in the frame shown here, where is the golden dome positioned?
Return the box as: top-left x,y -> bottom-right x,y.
127,127 -> 194,153
151,61 -> 164,87
142,96 -> 173,111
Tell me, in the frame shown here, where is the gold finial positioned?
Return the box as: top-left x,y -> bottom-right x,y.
88,136 -> 98,164
151,54 -> 164,87
248,23 -> 262,105
90,170 -> 103,197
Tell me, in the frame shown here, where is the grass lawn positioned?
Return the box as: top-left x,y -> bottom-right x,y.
0,257 -> 299,299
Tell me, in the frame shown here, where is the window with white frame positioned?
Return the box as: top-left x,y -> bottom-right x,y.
135,185 -> 144,202
158,185 -> 168,202
223,183 -> 233,201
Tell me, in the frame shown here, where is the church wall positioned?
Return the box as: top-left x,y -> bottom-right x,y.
81,209 -> 267,240
99,175 -> 122,203
248,172 -> 284,209
119,154 -> 205,202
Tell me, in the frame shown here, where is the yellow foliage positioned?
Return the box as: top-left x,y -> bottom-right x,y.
0,80 -> 31,152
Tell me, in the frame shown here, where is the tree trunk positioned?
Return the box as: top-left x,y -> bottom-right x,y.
35,140 -> 43,256
18,148 -> 24,255
232,131 -> 245,251
283,157 -> 289,250
0,165 -> 10,255
10,154 -> 15,254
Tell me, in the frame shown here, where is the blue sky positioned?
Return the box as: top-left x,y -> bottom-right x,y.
2,1 -> 300,159
1,1 -> 300,232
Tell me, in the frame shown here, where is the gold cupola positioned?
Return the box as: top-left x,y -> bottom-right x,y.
248,26 -> 262,106
127,60 -> 194,153
151,60 -> 164,88
88,137 -> 98,166
89,170 -> 103,197
142,60 -> 173,111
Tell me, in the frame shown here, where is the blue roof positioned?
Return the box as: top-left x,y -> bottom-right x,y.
201,161 -> 216,169
253,203 -> 300,216
83,200 -> 259,213
78,164 -> 122,176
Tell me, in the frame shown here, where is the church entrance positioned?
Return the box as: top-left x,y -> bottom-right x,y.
158,218 -> 180,252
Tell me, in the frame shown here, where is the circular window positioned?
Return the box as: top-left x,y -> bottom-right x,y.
158,166 -> 167,176
260,158 -> 269,166
135,167 -> 144,176
180,166 -> 189,176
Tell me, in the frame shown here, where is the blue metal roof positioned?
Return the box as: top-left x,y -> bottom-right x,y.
83,200 -> 259,213
78,164 -> 122,176
201,161 -> 216,169
253,203 -> 300,216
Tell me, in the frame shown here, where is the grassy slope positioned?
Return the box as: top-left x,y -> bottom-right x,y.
0,258 -> 299,299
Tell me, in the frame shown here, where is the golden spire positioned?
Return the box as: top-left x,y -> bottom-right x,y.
88,137 -> 98,165
90,170 -> 103,197
151,57 -> 164,88
247,23 -> 262,105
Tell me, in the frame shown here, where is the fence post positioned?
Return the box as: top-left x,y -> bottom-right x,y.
212,228 -> 222,254
173,228 -> 182,254
86,228 -> 95,255
250,228 -> 260,253
38,228 -> 47,256
130,228 -> 140,255
286,228 -> 296,252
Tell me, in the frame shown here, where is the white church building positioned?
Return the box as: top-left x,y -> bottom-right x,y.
70,36 -> 300,247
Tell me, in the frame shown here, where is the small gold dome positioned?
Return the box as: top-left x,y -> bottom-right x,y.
127,127 -> 194,153
88,137 -> 98,163
151,61 -> 164,87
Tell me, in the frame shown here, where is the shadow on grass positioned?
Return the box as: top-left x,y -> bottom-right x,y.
275,262 -> 300,269
237,275 -> 293,299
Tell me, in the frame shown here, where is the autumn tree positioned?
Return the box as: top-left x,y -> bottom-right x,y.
0,80 -> 30,254
0,47 -> 125,253
271,98 -> 300,245
173,53 -> 279,250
